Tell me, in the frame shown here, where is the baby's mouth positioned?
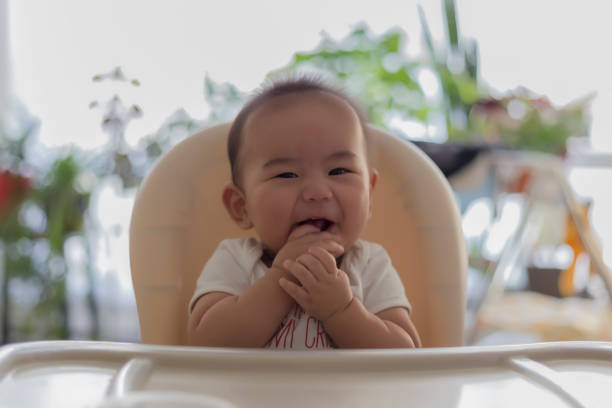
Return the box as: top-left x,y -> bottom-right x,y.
294,218 -> 334,232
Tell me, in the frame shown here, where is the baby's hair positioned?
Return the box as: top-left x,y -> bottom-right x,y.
227,75 -> 370,188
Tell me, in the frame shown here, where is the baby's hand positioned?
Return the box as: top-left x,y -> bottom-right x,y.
272,228 -> 344,271
279,246 -> 353,322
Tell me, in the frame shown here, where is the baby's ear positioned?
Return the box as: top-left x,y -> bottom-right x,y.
368,169 -> 378,217
369,168 -> 378,192
222,182 -> 253,229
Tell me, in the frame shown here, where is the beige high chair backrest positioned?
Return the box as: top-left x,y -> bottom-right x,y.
129,123 -> 467,348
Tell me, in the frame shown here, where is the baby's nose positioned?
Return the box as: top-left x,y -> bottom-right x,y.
302,179 -> 332,201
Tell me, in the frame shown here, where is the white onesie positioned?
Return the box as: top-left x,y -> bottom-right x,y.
189,238 -> 411,350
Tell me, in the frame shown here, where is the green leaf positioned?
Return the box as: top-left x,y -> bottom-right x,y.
418,5 -> 437,61
415,107 -> 432,122
454,76 -> 480,104
379,31 -> 401,53
464,40 -> 479,81
444,0 -> 459,48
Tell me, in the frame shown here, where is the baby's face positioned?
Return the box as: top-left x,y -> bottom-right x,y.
237,91 -> 376,254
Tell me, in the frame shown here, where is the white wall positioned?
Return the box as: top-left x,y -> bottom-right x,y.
8,0 -> 612,152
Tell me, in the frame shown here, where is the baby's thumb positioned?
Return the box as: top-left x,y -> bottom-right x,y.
324,240 -> 344,257
288,223 -> 320,241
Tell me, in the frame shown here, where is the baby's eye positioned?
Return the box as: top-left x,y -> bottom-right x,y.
329,168 -> 349,176
275,172 -> 297,179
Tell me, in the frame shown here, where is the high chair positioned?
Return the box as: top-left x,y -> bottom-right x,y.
2,124 -> 611,407
129,122 -> 467,347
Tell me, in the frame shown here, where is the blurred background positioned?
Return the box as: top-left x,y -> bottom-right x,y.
1,0 -> 611,345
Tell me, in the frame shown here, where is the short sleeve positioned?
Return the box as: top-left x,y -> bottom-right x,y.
361,243 -> 412,315
187,239 -> 256,314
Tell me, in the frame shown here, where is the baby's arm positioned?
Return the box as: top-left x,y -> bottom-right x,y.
279,246 -> 421,348
188,266 -> 294,347
188,233 -> 343,348
323,301 -> 421,348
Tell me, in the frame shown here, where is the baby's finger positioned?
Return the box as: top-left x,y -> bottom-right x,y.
288,223 -> 321,241
327,241 -> 345,257
308,246 -> 338,275
318,232 -> 344,246
279,277 -> 310,307
283,259 -> 318,288
313,240 -> 344,257
296,253 -> 328,281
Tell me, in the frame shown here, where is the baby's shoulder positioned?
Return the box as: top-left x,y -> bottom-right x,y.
215,237 -> 263,266
349,239 -> 388,261
346,240 -> 398,290
218,237 -> 261,253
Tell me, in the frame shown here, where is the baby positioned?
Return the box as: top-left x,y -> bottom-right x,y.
188,77 -> 421,349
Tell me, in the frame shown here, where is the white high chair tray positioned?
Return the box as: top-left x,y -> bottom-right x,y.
0,341 -> 611,407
